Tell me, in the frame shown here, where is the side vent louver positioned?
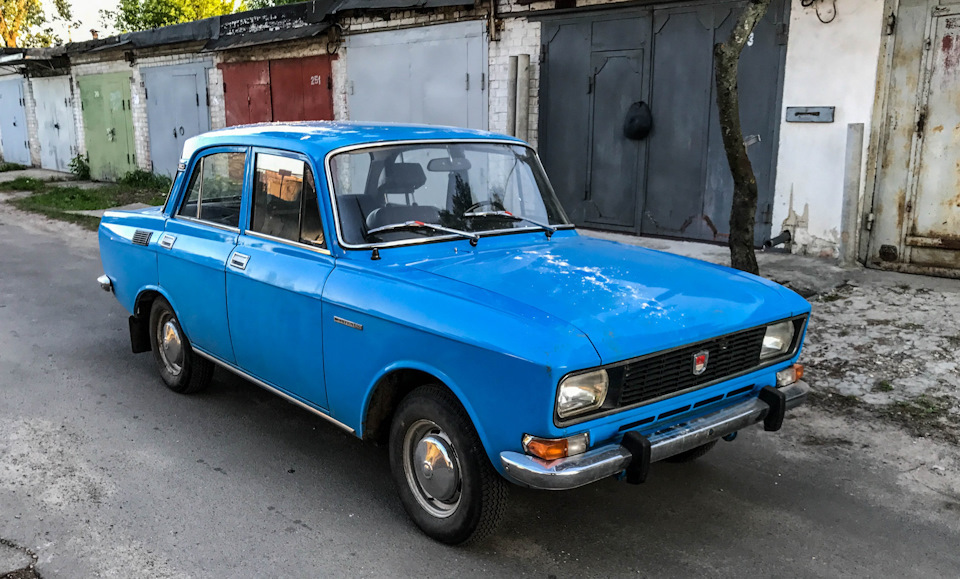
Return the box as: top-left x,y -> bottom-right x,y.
132,230 -> 152,246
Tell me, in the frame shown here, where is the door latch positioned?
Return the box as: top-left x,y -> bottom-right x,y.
159,234 -> 176,249
229,252 -> 250,270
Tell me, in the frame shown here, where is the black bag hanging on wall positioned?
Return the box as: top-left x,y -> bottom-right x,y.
623,101 -> 653,140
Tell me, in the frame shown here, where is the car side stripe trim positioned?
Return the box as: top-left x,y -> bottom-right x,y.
193,349 -> 355,435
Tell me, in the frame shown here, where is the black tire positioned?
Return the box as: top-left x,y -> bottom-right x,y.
664,439 -> 718,463
389,385 -> 507,545
148,297 -> 213,394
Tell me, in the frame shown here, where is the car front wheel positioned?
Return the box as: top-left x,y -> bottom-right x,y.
389,385 -> 507,545
148,297 -> 213,394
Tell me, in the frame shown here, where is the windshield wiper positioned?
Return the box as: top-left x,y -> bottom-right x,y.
367,220 -> 480,246
463,210 -> 557,239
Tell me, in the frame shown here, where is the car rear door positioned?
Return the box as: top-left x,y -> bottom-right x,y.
158,147 -> 247,363
225,149 -> 335,409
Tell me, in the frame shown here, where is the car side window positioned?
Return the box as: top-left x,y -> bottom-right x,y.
251,153 -> 325,248
178,152 -> 245,228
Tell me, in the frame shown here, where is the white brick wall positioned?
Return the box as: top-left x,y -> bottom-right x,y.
208,65 -> 226,130
22,79 -> 41,166
487,18 -> 541,148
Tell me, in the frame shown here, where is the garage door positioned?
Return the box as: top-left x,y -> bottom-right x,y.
219,55 -> 335,126
0,78 -> 31,166
539,2 -> 787,244
142,63 -> 211,176
346,21 -> 488,129
33,76 -> 79,173
77,72 -> 137,181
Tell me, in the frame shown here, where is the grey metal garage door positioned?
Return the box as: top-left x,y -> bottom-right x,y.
539,1 -> 787,244
0,78 -> 31,166
346,21 -> 488,129
33,76 -> 78,172
142,63 -> 211,176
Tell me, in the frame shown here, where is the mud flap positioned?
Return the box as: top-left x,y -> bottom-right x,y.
759,386 -> 787,432
129,315 -> 151,354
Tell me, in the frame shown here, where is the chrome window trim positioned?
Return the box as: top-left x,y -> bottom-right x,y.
553,314 -> 810,427
174,215 -> 241,233
193,349 -> 354,434
322,138 -> 574,250
244,229 -> 332,256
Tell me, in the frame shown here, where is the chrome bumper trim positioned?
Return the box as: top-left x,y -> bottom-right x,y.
500,381 -> 809,490
97,274 -> 113,293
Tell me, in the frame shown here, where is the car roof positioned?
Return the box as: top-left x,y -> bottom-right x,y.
180,121 -> 526,162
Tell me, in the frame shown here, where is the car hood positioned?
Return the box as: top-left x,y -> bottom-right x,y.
410,235 -> 810,364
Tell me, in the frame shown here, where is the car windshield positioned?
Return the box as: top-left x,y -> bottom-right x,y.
329,142 -> 571,246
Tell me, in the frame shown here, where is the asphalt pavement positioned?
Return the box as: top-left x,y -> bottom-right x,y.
1,212 -> 958,578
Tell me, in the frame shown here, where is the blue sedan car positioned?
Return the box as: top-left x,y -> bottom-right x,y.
98,122 -> 811,544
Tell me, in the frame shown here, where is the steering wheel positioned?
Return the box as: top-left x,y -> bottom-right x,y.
464,199 -> 506,214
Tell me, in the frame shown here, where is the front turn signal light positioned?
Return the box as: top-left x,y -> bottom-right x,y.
776,364 -> 804,387
522,433 -> 589,461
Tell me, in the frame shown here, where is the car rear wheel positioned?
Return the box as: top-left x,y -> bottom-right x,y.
389,385 -> 507,545
148,297 -> 213,394
664,439 -> 717,463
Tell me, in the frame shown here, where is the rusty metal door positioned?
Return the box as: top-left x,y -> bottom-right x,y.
33,76 -> 78,172
0,78 -> 31,166
269,55 -> 334,122
902,7 -> 960,269
221,61 -> 272,126
142,63 -> 211,176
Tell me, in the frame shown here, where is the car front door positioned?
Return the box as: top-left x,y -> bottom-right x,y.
225,149 -> 335,408
158,147 -> 247,363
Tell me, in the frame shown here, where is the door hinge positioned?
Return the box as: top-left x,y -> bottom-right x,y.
865,212 -> 875,231
127,153 -> 130,163
196,93 -> 200,106
917,109 -> 927,135
885,12 -> 896,35
587,75 -> 594,94
327,76 -> 332,90
122,99 -> 126,110
540,44 -> 548,64
905,201 -> 913,213
466,73 -> 470,91
144,87 -> 148,99
481,72 -> 486,91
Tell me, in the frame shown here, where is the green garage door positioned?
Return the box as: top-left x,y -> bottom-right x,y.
78,73 -> 136,181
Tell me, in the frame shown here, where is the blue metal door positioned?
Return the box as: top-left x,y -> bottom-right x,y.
0,79 -> 31,166
225,235 -> 335,408
142,63 -> 210,176
158,147 -> 246,363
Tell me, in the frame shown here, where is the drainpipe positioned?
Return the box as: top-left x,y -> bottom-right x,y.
507,56 -> 518,137
840,123 -> 864,267
516,54 -> 530,142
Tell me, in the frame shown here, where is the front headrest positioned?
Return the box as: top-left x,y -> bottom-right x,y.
380,163 -> 427,195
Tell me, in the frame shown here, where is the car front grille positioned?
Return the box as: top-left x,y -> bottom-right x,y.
616,327 -> 767,408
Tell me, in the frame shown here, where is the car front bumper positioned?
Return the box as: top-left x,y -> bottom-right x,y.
500,381 -> 809,490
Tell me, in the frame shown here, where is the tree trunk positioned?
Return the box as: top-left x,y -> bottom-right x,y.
714,0 -> 772,275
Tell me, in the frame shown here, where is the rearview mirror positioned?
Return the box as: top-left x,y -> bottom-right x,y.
427,157 -> 472,172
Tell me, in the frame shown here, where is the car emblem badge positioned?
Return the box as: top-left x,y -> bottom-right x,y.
693,350 -> 709,375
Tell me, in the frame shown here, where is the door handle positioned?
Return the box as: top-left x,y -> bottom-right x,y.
229,252 -> 250,270
159,233 -> 176,249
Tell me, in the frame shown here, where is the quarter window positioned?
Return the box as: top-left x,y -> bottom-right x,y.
178,152 -> 245,228
251,153 -> 325,248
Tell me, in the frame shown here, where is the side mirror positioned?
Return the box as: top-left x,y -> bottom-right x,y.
623,101 -> 653,141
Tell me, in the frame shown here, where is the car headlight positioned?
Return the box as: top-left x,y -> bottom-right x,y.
761,321 -> 795,360
556,369 -> 608,419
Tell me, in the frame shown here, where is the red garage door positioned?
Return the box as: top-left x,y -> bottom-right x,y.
220,55 -> 334,126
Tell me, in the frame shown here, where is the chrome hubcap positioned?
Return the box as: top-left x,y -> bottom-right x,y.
157,315 -> 184,376
403,420 -> 462,518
